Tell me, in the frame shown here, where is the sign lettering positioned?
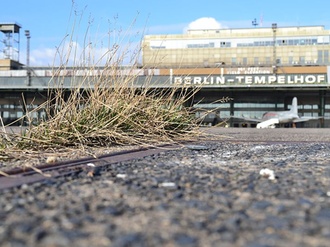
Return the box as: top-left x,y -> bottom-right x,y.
173,74 -> 326,85
227,67 -> 273,74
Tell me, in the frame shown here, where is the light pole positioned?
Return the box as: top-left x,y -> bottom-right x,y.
272,23 -> 277,75
25,30 -> 31,86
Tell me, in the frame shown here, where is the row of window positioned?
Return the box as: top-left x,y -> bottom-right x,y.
195,103 -> 330,110
187,38 -> 329,49
237,39 -> 321,47
187,43 -> 215,48
1,110 -> 46,119
0,104 -> 39,110
151,37 -> 330,50
234,104 -> 320,110
2,104 -> 330,121
220,110 -> 324,119
230,50 -> 329,65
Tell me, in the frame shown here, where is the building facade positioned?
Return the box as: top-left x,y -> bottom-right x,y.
1,24 -> 330,127
142,25 -> 330,127
142,25 -> 330,68
0,65 -> 329,127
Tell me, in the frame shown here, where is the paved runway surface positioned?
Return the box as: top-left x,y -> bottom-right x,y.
203,127 -> 330,142
0,128 -> 330,247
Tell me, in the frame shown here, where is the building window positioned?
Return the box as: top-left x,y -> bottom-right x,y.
299,56 -> 305,64
324,50 -> 329,64
220,42 -> 231,47
254,57 -> 259,65
187,42 -> 215,48
318,50 -> 323,63
151,46 -> 165,49
243,57 -> 248,65
231,57 -> 237,65
278,40 -> 286,45
219,111 -> 230,118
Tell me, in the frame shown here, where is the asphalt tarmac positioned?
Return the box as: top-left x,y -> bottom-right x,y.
0,128 -> 330,247
203,127 -> 330,142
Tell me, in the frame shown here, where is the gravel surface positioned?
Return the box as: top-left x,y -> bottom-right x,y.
1,128 -> 330,247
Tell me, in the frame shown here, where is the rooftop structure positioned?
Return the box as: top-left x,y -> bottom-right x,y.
142,25 -> 330,68
0,22 -> 22,70
0,23 -> 21,61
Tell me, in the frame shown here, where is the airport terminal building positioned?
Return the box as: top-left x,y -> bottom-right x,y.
1,23 -> 330,127
142,25 -> 330,127
142,25 -> 330,68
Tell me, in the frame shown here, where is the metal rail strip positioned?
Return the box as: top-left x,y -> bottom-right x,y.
0,144 -> 182,191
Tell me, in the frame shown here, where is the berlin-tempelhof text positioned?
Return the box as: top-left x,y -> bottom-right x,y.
172,75 -> 327,85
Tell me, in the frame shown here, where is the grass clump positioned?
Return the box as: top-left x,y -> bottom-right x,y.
0,11 -> 201,156
16,72 -> 199,149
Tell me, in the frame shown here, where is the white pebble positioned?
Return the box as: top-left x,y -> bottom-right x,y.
259,168 -> 276,180
116,174 -> 127,178
159,182 -> 176,187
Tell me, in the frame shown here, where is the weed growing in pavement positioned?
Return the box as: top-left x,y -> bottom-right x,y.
16,69 -> 200,149
0,14 -> 201,153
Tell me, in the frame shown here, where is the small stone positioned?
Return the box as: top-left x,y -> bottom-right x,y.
87,167 -> 101,177
21,184 -> 29,190
259,168 -> 276,180
159,182 -> 176,187
185,145 -> 209,150
46,156 -> 58,164
116,174 -> 127,178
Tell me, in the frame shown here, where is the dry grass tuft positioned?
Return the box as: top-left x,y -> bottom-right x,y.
0,65 -> 201,168
0,11 -> 203,167
16,69 -> 200,149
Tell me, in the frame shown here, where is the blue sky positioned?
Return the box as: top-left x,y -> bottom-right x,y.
1,0 -> 330,66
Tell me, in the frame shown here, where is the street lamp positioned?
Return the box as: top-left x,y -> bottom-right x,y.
25,30 -> 31,86
272,23 -> 277,74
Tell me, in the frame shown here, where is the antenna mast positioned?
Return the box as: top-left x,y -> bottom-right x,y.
252,18 -> 259,27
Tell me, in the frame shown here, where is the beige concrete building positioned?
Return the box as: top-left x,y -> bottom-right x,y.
0,59 -> 23,70
142,25 -> 330,68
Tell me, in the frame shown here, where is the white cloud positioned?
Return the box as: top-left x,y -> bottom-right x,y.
24,17 -> 231,66
26,39 -> 141,67
184,17 -> 227,32
29,47 -> 58,67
